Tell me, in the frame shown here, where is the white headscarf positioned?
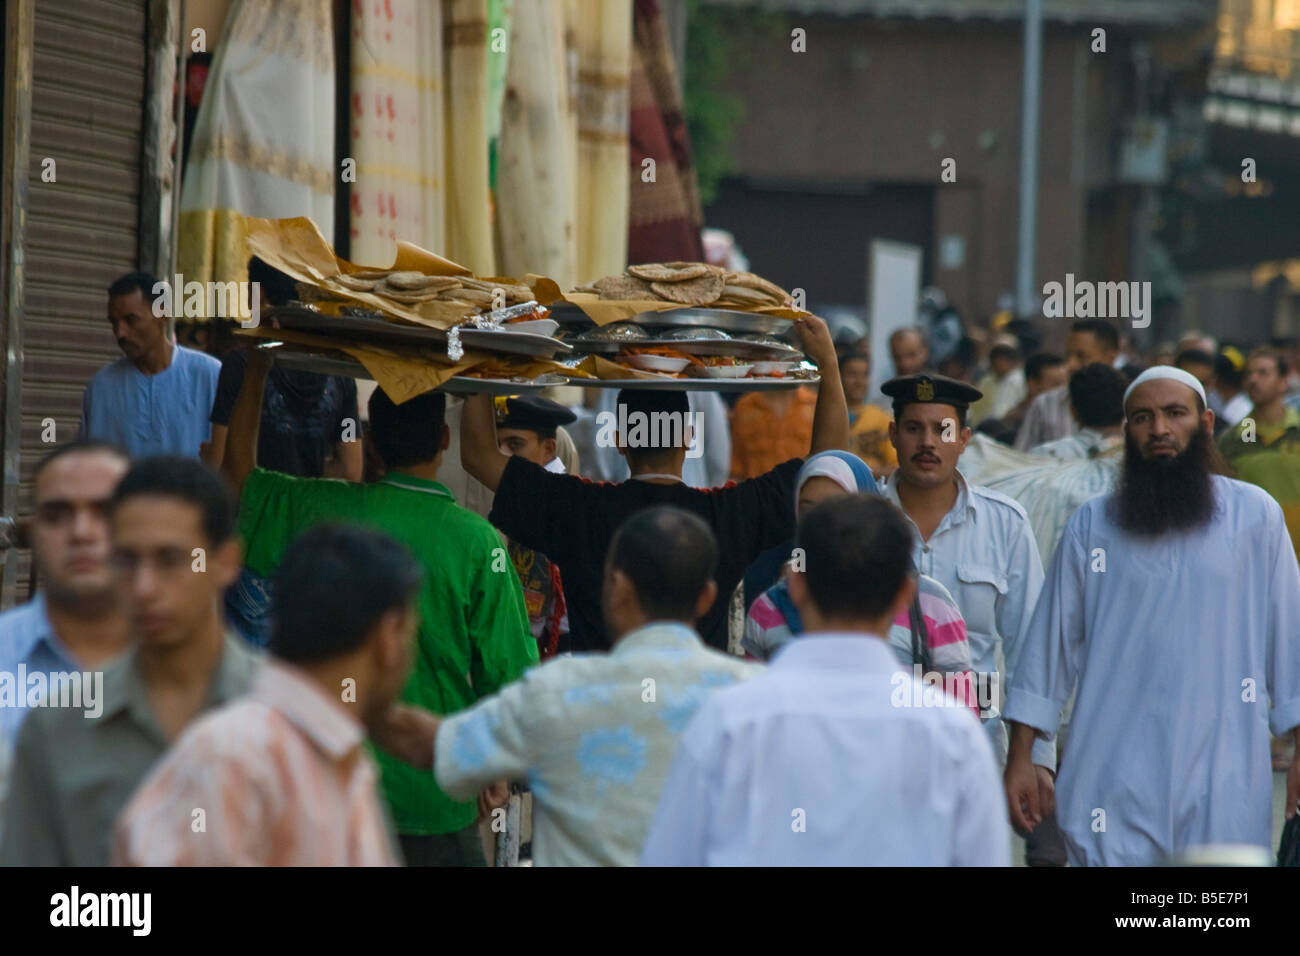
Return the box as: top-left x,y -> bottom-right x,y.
1123,366 -> 1207,412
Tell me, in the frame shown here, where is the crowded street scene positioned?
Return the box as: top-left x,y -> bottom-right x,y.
1,0 -> 1300,932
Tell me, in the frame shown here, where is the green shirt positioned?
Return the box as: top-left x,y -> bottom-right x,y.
1219,406 -> 1300,462
0,630 -> 260,866
239,468 -> 537,835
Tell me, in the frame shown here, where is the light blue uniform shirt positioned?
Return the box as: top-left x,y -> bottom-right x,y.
641,634 -> 1009,866
880,469 -> 1054,768
80,345 -> 221,458
0,595 -> 79,748
1005,476 -> 1300,866
435,622 -> 758,866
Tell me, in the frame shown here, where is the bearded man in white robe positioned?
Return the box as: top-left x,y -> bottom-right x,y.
1003,368 -> 1300,866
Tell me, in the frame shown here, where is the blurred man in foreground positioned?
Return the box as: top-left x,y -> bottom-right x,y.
1,458 -> 259,865
114,524 -> 420,865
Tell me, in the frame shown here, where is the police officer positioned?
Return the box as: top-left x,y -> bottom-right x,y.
495,396 -> 576,474
493,395 -> 576,656
878,373 -> 1061,862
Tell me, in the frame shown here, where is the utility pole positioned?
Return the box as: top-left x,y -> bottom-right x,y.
1015,0 -> 1043,319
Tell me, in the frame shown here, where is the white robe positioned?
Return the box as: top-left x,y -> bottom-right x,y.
1004,475 -> 1300,866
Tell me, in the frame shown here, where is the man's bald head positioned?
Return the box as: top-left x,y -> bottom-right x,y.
889,327 -> 929,376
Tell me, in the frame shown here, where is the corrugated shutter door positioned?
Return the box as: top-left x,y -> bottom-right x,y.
16,0 -> 145,588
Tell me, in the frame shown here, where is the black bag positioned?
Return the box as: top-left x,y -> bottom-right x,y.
908,593 -> 932,674
1279,810 -> 1300,867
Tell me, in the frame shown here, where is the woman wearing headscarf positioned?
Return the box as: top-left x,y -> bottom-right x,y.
742,451 -> 978,712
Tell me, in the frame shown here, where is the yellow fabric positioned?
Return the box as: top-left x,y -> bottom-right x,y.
443,0 -> 496,275
849,404 -> 898,471
496,0 -> 576,286
176,209 -> 250,308
572,0 -> 631,284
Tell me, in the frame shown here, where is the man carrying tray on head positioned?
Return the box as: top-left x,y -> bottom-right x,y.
460,314 -> 851,654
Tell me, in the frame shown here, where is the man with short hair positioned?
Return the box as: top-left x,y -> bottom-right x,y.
1005,367 -> 1300,865
222,351 -> 537,866
1219,346 -> 1300,560
80,272 -> 221,458
889,327 -> 930,377
114,523 -> 421,865
494,395 -> 574,657
641,495 -> 1008,866
1175,347 -> 1216,396
1015,320 -> 1119,451
0,442 -> 131,818
1213,348 -> 1251,428
0,457 -> 260,866
459,314 -> 850,653
378,507 -> 757,866
1029,363 -> 1126,461
842,353 -> 897,474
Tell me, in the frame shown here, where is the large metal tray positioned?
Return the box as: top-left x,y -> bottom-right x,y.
257,342 -> 570,395
577,375 -> 819,393
630,307 -> 794,335
268,305 -> 571,358
570,338 -> 802,361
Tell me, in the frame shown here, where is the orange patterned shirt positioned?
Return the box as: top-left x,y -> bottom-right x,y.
728,387 -> 817,480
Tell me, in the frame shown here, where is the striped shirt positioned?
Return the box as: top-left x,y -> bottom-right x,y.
113,661 -> 399,866
743,574 -> 978,712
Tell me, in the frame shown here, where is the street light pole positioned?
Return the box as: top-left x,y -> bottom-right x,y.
1015,0 -> 1044,319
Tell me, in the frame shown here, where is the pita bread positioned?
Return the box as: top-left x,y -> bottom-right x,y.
334,275 -> 381,292
651,272 -> 725,306
385,271 -> 461,291
724,271 -> 789,302
718,284 -> 776,305
594,274 -> 655,300
627,262 -> 713,282
444,288 -> 495,308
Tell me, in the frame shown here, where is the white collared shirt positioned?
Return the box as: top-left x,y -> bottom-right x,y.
641,634 -> 1009,866
880,469 -> 1052,767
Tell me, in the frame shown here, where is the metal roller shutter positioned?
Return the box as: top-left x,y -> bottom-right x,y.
13,0 -> 146,594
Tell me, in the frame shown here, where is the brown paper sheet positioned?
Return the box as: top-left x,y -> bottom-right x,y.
236,327 -> 587,404
245,216 -> 560,331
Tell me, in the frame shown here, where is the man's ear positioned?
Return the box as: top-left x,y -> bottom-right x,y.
542,437 -> 557,461
440,423 -> 451,452
1201,408 -> 1216,437
694,579 -> 718,620
888,420 -> 898,448
787,570 -> 811,616
212,537 -> 243,590
375,607 -> 412,671
889,575 -> 918,625
958,425 -> 972,453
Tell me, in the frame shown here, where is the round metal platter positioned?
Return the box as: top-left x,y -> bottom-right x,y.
571,338 -> 801,361
258,343 -> 569,395
630,307 -> 794,335
269,305 -> 571,358
576,375 -> 819,392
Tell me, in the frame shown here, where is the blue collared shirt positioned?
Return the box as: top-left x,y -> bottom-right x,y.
80,345 -> 221,458
0,595 -> 80,747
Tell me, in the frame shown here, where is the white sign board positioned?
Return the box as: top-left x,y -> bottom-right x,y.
867,240 -> 924,407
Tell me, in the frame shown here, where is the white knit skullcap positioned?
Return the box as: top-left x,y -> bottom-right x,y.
1122,365 -> 1207,412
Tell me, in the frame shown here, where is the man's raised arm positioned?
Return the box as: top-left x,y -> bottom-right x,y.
794,314 -> 850,455
460,393 -> 510,492
220,348 -> 272,497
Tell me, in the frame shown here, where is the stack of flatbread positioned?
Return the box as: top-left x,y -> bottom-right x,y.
573,263 -> 792,310
322,271 -> 535,312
